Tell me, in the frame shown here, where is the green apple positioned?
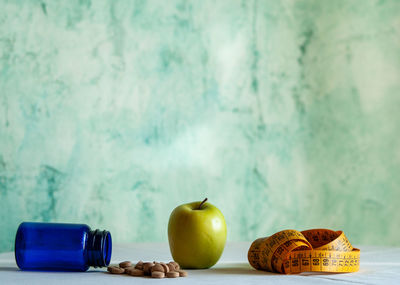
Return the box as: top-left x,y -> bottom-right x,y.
168,198 -> 227,269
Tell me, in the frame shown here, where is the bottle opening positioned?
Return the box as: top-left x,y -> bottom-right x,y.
104,231 -> 112,265
14,223 -> 25,269
88,229 -> 112,267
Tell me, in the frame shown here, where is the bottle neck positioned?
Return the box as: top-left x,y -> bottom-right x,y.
87,229 -> 112,267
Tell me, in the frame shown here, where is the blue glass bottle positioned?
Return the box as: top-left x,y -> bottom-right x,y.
15,222 -> 112,271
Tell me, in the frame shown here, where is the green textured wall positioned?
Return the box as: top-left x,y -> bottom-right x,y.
1,0 -> 400,253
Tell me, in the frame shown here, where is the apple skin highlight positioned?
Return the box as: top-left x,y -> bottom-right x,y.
168,199 -> 227,269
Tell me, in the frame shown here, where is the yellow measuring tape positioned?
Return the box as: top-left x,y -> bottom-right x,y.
248,229 -> 360,274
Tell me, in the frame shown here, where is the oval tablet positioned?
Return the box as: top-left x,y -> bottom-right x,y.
119,261 -> 132,268
177,270 -> 188,277
107,266 -> 125,274
167,263 -> 175,272
170,261 -> 180,270
134,260 -> 144,270
123,266 -> 135,273
143,262 -> 154,275
166,271 -> 179,278
129,269 -> 145,276
151,263 -> 164,273
151,271 -> 165,278
160,262 -> 169,273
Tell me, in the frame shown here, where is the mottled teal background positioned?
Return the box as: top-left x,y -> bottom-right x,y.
1,0 -> 400,253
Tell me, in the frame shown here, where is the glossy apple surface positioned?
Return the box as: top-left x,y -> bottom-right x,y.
168,199 -> 227,269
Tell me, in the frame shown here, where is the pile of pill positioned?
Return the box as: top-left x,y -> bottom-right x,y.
107,260 -> 188,279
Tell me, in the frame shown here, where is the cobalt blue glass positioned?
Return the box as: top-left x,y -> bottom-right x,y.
15,222 -> 112,271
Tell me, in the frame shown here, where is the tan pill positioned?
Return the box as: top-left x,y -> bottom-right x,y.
167,263 -> 175,272
170,261 -> 180,270
124,267 -> 134,274
119,261 -> 132,268
124,267 -> 136,274
151,263 -> 165,273
143,262 -> 154,275
123,266 -> 135,273
160,262 -> 169,273
151,271 -> 165,278
177,270 -> 188,277
166,271 -> 179,278
134,260 -> 144,270
107,265 -> 125,274
128,268 -> 145,276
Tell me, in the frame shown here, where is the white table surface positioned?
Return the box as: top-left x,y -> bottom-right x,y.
0,242 -> 399,284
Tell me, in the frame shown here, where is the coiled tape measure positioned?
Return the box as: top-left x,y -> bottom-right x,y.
248,229 -> 360,274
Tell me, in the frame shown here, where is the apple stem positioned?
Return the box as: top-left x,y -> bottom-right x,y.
197,198 -> 208,210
